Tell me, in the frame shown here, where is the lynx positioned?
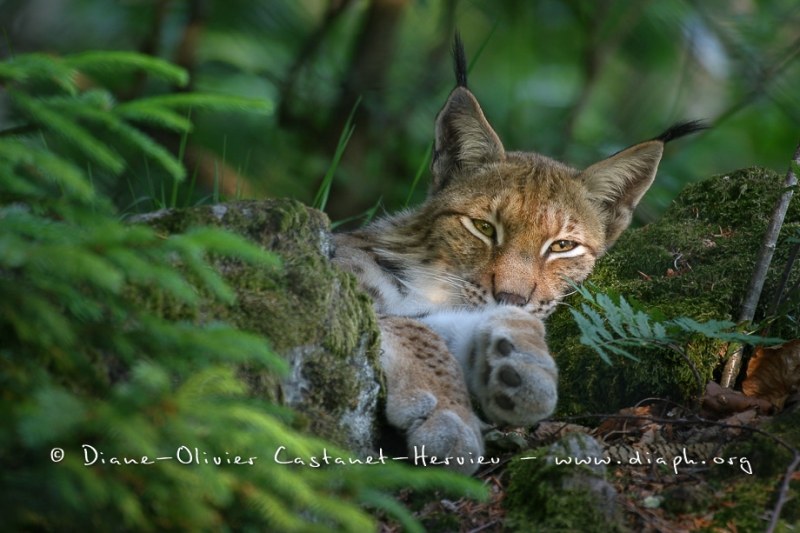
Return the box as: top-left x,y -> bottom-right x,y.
332,37 -> 703,474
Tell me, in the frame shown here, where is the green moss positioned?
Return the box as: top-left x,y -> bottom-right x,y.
709,480 -> 776,531
549,167 -> 800,415
700,409 -> 799,529
718,411 -> 800,481
132,199 -> 382,452
504,440 -> 625,532
660,484 -> 712,516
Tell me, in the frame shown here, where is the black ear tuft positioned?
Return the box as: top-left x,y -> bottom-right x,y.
654,120 -> 708,143
453,32 -> 468,88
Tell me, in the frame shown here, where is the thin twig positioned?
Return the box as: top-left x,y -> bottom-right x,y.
767,451 -> 800,533
767,241 -> 800,317
739,142 -> 800,320
721,141 -> 800,387
466,519 -> 501,533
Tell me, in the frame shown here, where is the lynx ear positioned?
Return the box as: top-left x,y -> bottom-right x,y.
581,120 -> 706,247
580,140 -> 664,247
431,87 -> 505,192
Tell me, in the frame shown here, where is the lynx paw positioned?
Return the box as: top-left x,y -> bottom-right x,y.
386,391 -> 484,475
470,306 -> 557,427
406,407 -> 484,475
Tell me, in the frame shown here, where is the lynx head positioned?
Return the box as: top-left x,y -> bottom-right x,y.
396,36 -> 704,317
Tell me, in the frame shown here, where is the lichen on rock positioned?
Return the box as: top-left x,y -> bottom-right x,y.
548,167 -> 800,415
132,198 -> 382,455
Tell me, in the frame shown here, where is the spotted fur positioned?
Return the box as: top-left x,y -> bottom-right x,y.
332,38 -> 703,474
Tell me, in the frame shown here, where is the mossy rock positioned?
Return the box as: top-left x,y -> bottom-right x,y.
132,199 -> 382,454
504,434 -> 625,532
549,167 -> 800,415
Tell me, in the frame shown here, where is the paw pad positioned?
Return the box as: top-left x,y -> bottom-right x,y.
496,338 -> 513,356
498,365 -> 521,387
493,393 -> 515,410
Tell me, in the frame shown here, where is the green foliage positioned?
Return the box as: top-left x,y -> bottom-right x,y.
3,1 -> 797,222
313,96 -> 360,212
0,51 -> 271,218
570,283 -> 782,365
707,409 -> 800,530
503,440 -> 624,532
0,50 -> 484,531
549,168 -> 800,415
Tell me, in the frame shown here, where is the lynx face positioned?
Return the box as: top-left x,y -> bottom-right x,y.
345,83 -> 694,319
409,153 -> 607,317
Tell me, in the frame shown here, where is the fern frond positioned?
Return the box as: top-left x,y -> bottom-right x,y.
570,283 -> 783,365
175,366 -> 247,398
596,292 -> 626,337
634,311 -> 654,338
669,317 -> 781,345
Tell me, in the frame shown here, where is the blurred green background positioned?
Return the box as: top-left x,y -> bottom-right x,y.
2,0 -> 798,224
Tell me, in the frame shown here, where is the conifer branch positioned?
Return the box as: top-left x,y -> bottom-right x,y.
0,49 -> 484,531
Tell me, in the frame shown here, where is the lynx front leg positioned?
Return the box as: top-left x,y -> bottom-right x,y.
471,306 -> 557,426
424,306 -> 558,428
379,316 -> 484,474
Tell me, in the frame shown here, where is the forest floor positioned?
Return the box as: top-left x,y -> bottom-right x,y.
377,395 -> 799,532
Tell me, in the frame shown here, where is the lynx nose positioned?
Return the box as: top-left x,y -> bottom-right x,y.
495,291 -> 528,307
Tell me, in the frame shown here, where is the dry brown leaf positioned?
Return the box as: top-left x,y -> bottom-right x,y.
597,406 -> 656,436
637,426 -> 661,446
700,381 -> 772,417
741,339 -> 800,410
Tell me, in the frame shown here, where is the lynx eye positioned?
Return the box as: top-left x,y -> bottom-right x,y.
472,219 -> 496,239
549,240 -> 576,253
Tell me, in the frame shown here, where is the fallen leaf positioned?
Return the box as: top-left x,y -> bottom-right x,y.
597,406 -> 655,436
700,381 -> 772,417
741,339 -> 800,410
